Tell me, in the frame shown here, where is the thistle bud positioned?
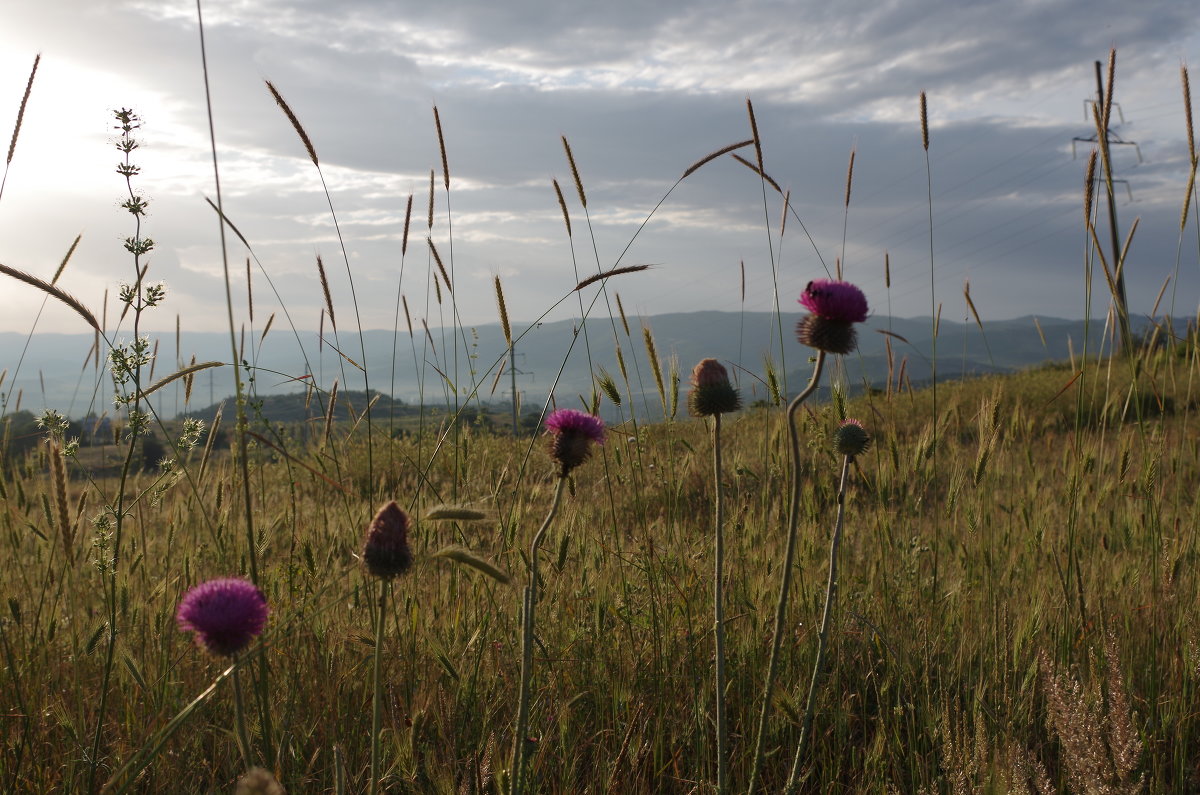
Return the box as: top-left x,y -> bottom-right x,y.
833,418 -> 871,458
362,501 -> 414,579
687,358 -> 741,417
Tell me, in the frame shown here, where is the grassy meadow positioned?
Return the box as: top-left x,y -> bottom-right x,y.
2,46 -> 1200,794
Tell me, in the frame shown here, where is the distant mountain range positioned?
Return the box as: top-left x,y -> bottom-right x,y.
0,312 -> 1144,421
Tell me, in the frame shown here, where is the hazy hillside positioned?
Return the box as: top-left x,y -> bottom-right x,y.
0,312 -> 1139,419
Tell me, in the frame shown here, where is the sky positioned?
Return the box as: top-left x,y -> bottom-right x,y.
0,0 -> 1198,342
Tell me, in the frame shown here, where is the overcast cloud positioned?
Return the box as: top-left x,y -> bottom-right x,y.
0,0 -> 1197,347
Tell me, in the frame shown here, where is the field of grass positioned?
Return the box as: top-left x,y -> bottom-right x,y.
1,37 -> 1199,795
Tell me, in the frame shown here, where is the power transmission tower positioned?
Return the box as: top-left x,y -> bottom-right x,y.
1072,58 -> 1142,355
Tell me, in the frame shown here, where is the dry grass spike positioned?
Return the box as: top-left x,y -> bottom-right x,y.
574,264 -> 652,291
52,234 -> 82,286
265,80 -> 318,166
746,98 -> 764,173
552,178 -> 572,237
730,154 -> 782,194
1084,149 -> 1098,223
681,138 -> 754,179
494,275 -> 511,347
7,53 -> 39,166
433,106 -> 450,190
402,193 -> 413,257
0,264 -> 99,331
429,238 -> 452,293
562,136 -> 587,209
316,255 -> 336,329
920,91 -> 930,151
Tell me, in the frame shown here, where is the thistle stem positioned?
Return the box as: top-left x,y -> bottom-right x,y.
369,578 -> 390,795
785,453 -> 852,793
510,476 -> 567,795
712,412 -> 729,795
231,660 -> 254,771
746,350 -> 826,794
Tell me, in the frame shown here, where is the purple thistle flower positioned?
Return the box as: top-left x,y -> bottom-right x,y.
796,279 -> 869,354
545,408 -> 605,475
177,578 -> 269,657
798,279 -> 869,323
362,500 -> 414,579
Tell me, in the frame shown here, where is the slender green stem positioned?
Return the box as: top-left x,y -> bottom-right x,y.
231,660 -> 254,771
369,578 -> 390,795
785,454 -> 852,793
746,350 -> 826,795
712,413 -> 729,795
510,476 -> 567,795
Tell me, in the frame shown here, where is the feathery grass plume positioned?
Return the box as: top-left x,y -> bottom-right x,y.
401,192 -> 413,256
574,264 -> 652,291
265,81 -> 318,166
511,410 -> 604,795
429,237 -> 452,292
316,255 -> 335,329
402,294 -> 413,338
642,326 -> 667,415
322,380 -> 339,450
138,361 -> 223,401
920,91 -> 930,151
596,367 -> 621,407
52,234 -> 81,286
1084,149 -> 1098,223
552,178 -> 572,237
427,168 -> 435,229
784,419 -> 870,792
1183,65 -> 1196,164
561,135 -> 587,208
615,292 -> 631,336
0,264 -> 100,331
424,505 -> 489,521
431,545 -> 510,584
730,153 -> 783,194
681,138 -> 754,179
844,147 -> 855,208
49,439 -> 72,560
6,53 -> 39,167
183,354 -> 196,404
433,106 -> 450,190
746,97 -> 764,173
494,275 -> 512,347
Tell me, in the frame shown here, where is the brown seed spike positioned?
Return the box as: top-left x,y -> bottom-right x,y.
7,54 -> 39,167
681,139 -> 755,179
746,98 -> 764,174
844,147 -> 856,208
316,255 -> 335,329
402,193 -> 413,257
494,275 -> 511,347
265,80 -> 318,166
427,169 -> 435,230
920,92 -> 930,151
574,264 -> 652,291
433,106 -> 450,190
562,136 -> 587,209
1182,65 -> 1195,165
1083,149 -> 1097,225
552,179 -> 572,237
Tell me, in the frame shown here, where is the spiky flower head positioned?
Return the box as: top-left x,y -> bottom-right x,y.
177,577 -> 269,657
688,358 -> 741,417
796,279 -> 869,355
362,501 -> 414,579
545,408 -> 605,476
833,418 -> 871,458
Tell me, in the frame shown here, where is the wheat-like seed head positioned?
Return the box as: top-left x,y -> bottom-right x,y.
562,136 -> 587,208
552,179 -> 572,237
844,148 -> 856,208
322,380 -> 339,450
494,275 -> 511,347
433,106 -> 450,190
52,234 -> 81,286
574,264 -> 651,291
730,153 -> 782,194
884,251 -> 891,289
402,193 -> 413,257
642,326 -> 666,414
7,54 -> 39,167
429,238 -> 452,293
920,91 -> 930,151
265,80 -> 318,166
1183,65 -> 1196,165
746,98 -> 764,173
427,169 -> 435,230
0,264 -> 99,331
1083,149 -> 1098,225
682,139 -> 754,180
316,255 -> 335,330
615,293 -> 630,337
402,294 -> 413,338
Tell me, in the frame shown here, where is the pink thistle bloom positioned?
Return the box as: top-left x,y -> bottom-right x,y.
545,409 -> 605,445
545,408 -> 605,475
177,578 -> 269,657
798,279 -> 869,323
363,501 -> 414,579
